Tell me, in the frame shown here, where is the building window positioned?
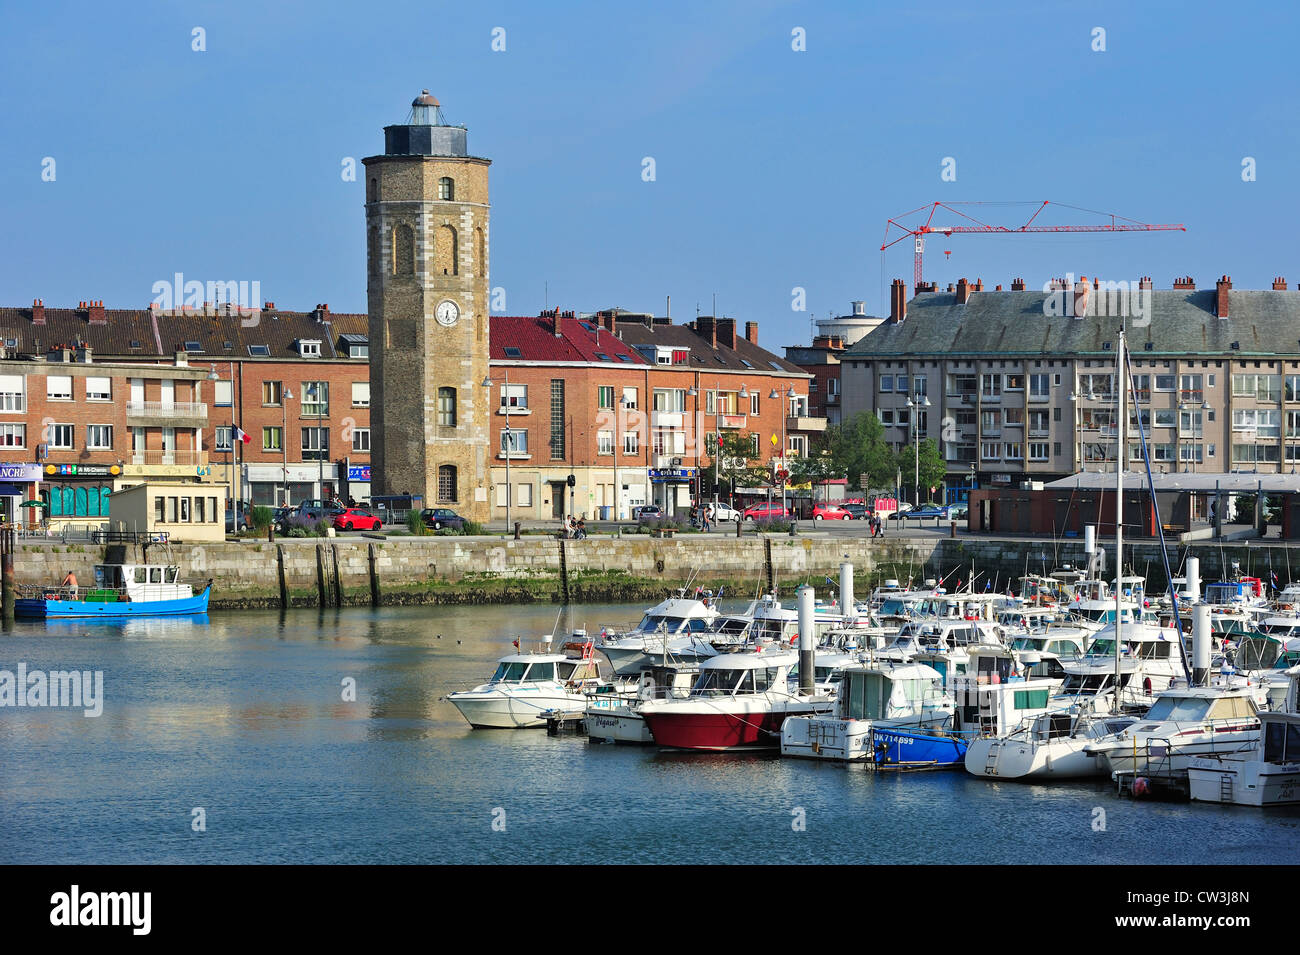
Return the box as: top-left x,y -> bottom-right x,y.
302,427 -> 330,460
297,340 -> 322,358
750,434 -> 760,455
1028,442 -> 1050,461
302,382 -> 329,416
981,441 -> 1001,461
352,428 -> 371,453
86,376 -> 111,401
0,375 -> 25,412
623,431 -> 639,455
86,425 -> 112,450
1004,373 -> 1024,391
787,435 -> 807,457
653,388 -> 687,413
621,387 -> 638,410
1003,442 -> 1023,461
0,423 -> 25,447
180,498 -> 191,523
393,224 -> 415,276
597,430 -> 614,455
263,427 -> 282,451
262,381 -> 282,406
879,375 -> 893,393
437,387 -> 457,426
154,496 -> 164,523
550,380 -> 565,459
214,426 -> 232,451
750,392 -> 761,415
49,423 -> 74,449
828,378 -> 840,397
352,382 -> 370,408
502,428 -> 527,455
438,465 -> 457,503
439,177 -> 454,201
500,384 -> 528,410
597,386 -> 614,410
47,375 -> 72,401
980,374 -> 1001,399
1029,373 -> 1050,399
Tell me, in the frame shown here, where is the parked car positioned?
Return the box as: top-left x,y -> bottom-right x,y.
635,505 -> 664,522
947,503 -> 969,521
897,503 -> 951,520
741,502 -> 790,522
272,505 -> 299,533
704,502 -> 740,522
812,503 -> 853,521
420,507 -> 466,531
333,508 -> 383,532
841,502 -> 870,520
299,503 -> 345,523
225,507 -> 251,533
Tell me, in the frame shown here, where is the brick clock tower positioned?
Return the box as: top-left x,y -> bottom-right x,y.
364,91 -> 491,521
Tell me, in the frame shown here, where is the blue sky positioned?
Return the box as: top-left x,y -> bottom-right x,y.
3,0 -> 1296,350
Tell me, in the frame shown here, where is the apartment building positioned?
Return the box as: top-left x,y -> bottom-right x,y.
841,275 -> 1300,496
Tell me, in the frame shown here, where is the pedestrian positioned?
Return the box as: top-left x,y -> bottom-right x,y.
702,506 -> 711,533
61,569 -> 78,599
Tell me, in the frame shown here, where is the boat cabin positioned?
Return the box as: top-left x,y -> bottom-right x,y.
92,563 -> 193,602
488,654 -> 601,686
836,663 -> 949,723
688,651 -> 796,698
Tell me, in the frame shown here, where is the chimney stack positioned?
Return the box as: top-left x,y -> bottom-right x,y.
87,300 -> 106,325
695,315 -> 717,348
1011,278 -> 1026,291
1073,276 -> 1092,320
716,317 -> 737,349
973,278 -> 984,292
313,303 -> 331,323
890,278 -> 907,323
1173,275 -> 1195,290
1215,275 -> 1232,319
31,299 -> 45,325
1274,277 -> 1288,290
1139,276 -> 1153,290
955,278 -> 971,304
744,320 -> 759,344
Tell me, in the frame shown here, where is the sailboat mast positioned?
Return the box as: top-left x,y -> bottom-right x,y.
1115,327 -> 1125,707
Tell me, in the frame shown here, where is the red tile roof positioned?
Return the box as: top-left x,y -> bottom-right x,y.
489,314 -> 647,364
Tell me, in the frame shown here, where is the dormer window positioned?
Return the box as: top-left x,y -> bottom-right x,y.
298,339 -> 322,358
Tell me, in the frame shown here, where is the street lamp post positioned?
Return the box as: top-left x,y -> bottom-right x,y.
907,394 -> 931,504
770,385 -> 797,513
482,370 -> 510,532
281,386 -> 294,506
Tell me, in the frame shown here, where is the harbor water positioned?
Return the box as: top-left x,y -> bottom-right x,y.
2,602 -> 1298,865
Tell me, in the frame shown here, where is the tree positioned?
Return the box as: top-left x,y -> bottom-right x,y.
895,438 -> 946,503
787,448 -> 839,498
824,412 -> 895,491
703,431 -> 762,500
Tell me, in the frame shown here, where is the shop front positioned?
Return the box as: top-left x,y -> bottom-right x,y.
40,463 -> 123,528
0,463 -> 42,525
649,467 -> 697,517
245,463 -> 340,508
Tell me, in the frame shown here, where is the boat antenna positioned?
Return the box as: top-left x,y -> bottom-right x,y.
1115,324 -> 1125,709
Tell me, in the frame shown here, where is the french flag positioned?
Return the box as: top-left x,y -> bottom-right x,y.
233,425 -> 251,445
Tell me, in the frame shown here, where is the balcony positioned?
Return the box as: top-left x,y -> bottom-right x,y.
786,415 -> 827,432
129,450 -> 209,468
125,401 -> 208,424
717,414 -> 746,429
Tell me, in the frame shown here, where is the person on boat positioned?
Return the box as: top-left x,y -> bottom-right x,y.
61,570 -> 78,599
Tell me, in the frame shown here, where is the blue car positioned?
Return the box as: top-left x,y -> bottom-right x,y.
898,504 -> 951,520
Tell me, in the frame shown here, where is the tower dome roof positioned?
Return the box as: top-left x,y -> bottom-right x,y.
412,90 -> 440,108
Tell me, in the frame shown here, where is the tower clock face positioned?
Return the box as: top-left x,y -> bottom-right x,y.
435,300 -> 460,327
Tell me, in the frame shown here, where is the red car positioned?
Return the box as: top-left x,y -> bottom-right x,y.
741,502 -> 790,521
333,508 -> 383,531
812,503 -> 853,521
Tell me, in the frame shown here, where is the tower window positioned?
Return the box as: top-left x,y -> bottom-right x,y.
393,223 -> 415,276
438,464 -> 458,503
437,387 -> 457,427
439,177 -> 454,201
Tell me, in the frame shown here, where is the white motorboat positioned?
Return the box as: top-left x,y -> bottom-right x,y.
1059,620 -> 1187,709
1083,685 -> 1261,778
596,590 -> 722,675
639,647 -> 834,751
585,661 -> 699,744
965,691 -> 1138,780
448,638 -> 606,729
1188,670 -> 1300,805
780,660 -> 953,761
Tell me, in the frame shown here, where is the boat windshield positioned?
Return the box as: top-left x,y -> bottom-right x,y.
1144,695 -> 1212,722
1011,637 -> 1046,651
878,599 -> 908,617
491,661 -> 528,682
523,662 -> 555,682
1086,639 -> 1119,658
692,667 -> 779,696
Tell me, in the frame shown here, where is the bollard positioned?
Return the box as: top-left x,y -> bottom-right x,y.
268,525 -> 275,543
789,521 -> 797,537
513,521 -> 521,541
735,518 -> 742,539
949,521 -> 956,538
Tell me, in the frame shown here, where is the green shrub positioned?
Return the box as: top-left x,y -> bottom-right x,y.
251,505 -> 274,530
753,519 -> 793,533
406,511 -> 429,536
458,520 -> 486,535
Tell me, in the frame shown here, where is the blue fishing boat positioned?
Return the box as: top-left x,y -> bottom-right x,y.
870,725 -> 971,768
16,563 -> 212,619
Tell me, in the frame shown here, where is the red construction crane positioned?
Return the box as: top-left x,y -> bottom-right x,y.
880,200 -> 1186,289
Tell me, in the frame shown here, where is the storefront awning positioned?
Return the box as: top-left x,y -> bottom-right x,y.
0,483 -> 25,496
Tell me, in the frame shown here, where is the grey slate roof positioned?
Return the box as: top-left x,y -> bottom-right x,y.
843,289 -> 1300,360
